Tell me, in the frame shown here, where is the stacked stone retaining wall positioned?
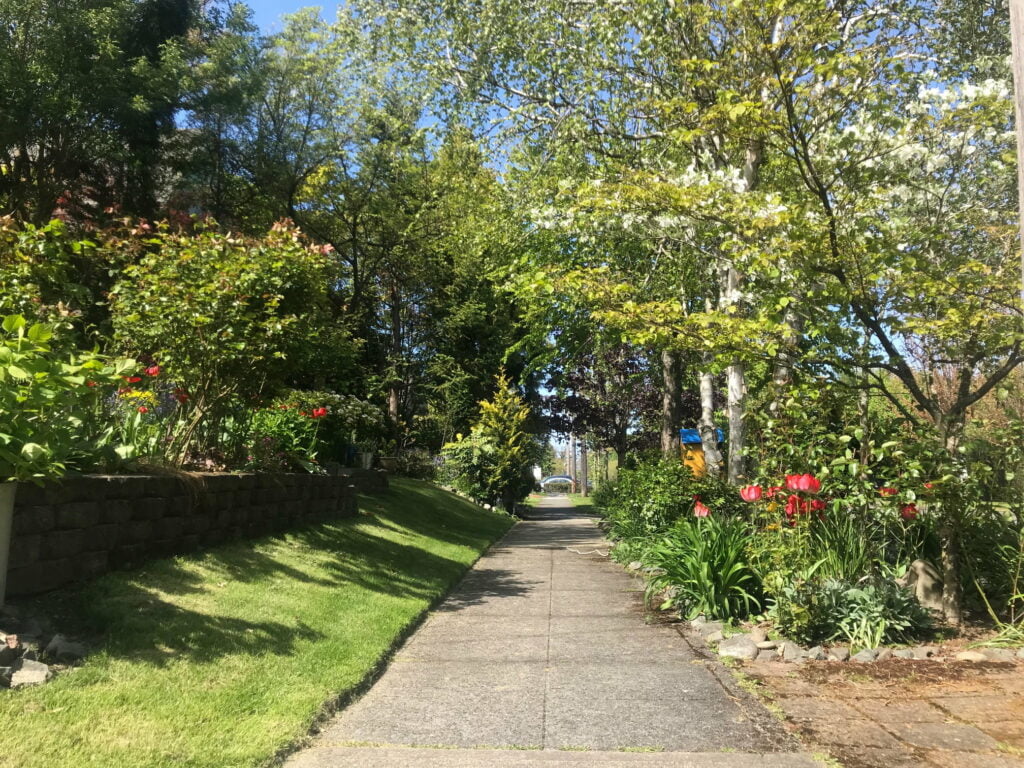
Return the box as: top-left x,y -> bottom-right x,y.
6,472 -> 358,597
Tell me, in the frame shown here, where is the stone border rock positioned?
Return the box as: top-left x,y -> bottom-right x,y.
690,617 -> 1024,665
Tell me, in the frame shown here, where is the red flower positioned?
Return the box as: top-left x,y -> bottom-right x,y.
811,499 -> 826,512
310,407 -> 328,419
86,380 -> 97,387
144,365 -> 161,377
785,494 -> 801,517
739,485 -> 763,502
137,406 -> 149,414
118,387 -> 132,395
786,474 -> 821,493
693,498 -> 711,518
879,487 -> 899,497
765,486 -> 784,499
923,482 -> 935,493
172,388 -> 189,403
900,504 -> 919,520
123,375 -> 142,384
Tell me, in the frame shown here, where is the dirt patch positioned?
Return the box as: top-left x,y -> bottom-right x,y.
744,657 -> 1024,767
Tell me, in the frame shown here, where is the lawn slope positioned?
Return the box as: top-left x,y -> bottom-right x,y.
0,479 -> 513,768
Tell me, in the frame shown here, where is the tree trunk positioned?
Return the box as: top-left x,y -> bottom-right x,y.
568,434 -> 576,485
580,439 -> 589,497
697,366 -> 723,477
388,281 -> 402,439
768,303 -> 803,417
726,360 -> 747,484
660,349 -> 682,458
939,422 -> 966,624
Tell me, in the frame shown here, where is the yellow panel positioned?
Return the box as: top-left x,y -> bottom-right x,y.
683,445 -> 706,478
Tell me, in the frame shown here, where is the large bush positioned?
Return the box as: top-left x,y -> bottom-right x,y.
108,222 -> 344,464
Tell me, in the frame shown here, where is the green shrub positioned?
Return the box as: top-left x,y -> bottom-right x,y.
770,576 -> 932,648
642,516 -> 762,622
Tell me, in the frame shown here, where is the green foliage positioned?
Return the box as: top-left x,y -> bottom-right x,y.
0,315 -> 135,480
440,373 -> 536,510
643,516 -> 762,622
109,223 -> 341,465
771,577 -> 932,649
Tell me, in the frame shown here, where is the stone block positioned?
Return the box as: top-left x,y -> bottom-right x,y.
130,520 -> 156,544
180,534 -> 200,552
73,551 -> 108,579
56,501 -> 100,530
10,658 -> 50,687
102,499 -> 134,525
157,517 -> 184,541
83,524 -> 120,552
12,506 -> 54,535
132,497 -> 168,521
41,529 -> 85,560
8,535 -> 41,569
12,484 -> 46,506
111,544 -> 142,567
718,633 -> 759,660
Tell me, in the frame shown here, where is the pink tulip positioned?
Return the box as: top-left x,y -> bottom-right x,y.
693,499 -> 711,518
785,473 -> 821,493
739,485 -> 763,502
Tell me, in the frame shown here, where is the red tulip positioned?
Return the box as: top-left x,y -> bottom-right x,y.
811,499 -> 826,512
739,485 -> 763,502
900,504 -> 919,520
785,494 -> 801,517
879,487 -> 898,497
145,364 -> 161,377
123,375 -> 142,384
311,407 -> 328,419
137,406 -> 149,414
785,474 -> 820,493
765,486 -> 784,499
693,498 -> 711,518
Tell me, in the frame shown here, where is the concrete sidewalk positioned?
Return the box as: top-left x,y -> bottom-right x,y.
286,496 -> 821,767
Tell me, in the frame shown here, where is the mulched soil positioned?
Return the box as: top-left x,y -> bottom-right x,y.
744,656 -> 1024,768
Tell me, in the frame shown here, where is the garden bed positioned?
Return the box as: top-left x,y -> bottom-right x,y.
0,479 -> 512,768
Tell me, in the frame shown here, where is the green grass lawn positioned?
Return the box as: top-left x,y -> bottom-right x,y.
0,479 -> 513,768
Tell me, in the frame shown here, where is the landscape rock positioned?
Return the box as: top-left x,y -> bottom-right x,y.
45,634 -> 86,663
876,648 -> 894,662
627,561 -> 643,571
757,649 -> 778,662
895,559 -> 944,613
756,640 -> 777,650
913,645 -> 938,660
981,648 -> 1016,662
1016,648 -> 1024,660
717,633 -> 759,661
955,650 -> 988,662
749,627 -> 768,644
805,645 -> 827,661
0,642 -> 20,667
695,621 -> 724,637
704,631 -> 724,644
852,649 -> 879,663
893,649 -> 916,659
828,646 -> 850,662
781,642 -> 805,663
10,658 -> 50,687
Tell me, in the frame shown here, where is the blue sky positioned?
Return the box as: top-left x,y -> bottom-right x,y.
246,1 -> 337,32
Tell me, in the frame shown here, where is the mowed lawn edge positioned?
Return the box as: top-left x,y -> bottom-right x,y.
0,479 -> 514,768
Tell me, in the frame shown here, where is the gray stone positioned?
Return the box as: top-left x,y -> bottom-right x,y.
954,650 -> 987,662
717,634 -> 759,661
704,631 -> 724,644
828,646 -> 850,662
876,648 -> 894,662
756,640 -> 777,650
45,634 -> 86,662
852,649 -> 879,663
913,645 -> 938,660
696,621 -> 724,637
10,658 -> 50,687
749,627 -> 768,644
757,649 -> 779,662
981,648 -> 1016,662
895,559 -> 944,613
627,561 -> 643,571
781,642 -> 805,662
893,649 -> 916,659
805,646 -> 826,661
1016,648 -> 1024,660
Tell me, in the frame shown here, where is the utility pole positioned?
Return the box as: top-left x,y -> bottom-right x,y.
580,439 -> 589,497
567,434 -> 576,492
1011,0 -> 1024,306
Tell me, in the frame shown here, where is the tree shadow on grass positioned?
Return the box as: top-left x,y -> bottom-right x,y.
22,482 -> 522,668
